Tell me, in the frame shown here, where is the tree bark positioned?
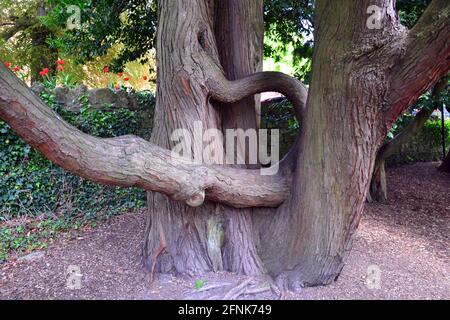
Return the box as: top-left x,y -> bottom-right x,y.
211,0 -> 265,274
142,0 -> 270,276
256,0 -> 450,289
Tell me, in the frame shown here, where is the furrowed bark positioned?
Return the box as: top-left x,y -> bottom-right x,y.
386,0 -> 450,125
212,0 -> 266,275
258,0 -> 424,290
142,0 -> 278,276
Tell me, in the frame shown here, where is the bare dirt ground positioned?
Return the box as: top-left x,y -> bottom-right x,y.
0,162 -> 449,300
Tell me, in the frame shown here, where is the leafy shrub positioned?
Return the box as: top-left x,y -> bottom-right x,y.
387,117 -> 450,165
0,87 -> 154,221
260,99 -> 298,157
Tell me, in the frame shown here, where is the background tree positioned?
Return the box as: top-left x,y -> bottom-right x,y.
0,0 -> 449,290
368,76 -> 449,201
0,0 -> 58,82
440,102 -> 450,172
44,0 -> 158,72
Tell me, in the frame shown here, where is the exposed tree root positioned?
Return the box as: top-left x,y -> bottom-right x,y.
188,276 -> 284,300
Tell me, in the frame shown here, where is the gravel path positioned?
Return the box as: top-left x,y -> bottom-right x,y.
0,162 -> 449,300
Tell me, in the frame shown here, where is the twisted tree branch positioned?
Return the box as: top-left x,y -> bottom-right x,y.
0,64 -> 290,209
202,56 -> 308,121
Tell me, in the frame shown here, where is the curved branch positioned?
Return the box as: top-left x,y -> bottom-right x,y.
386,0 -> 450,124
0,65 -> 290,209
206,65 -> 308,121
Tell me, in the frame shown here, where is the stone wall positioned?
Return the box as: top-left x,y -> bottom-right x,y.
31,83 -> 155,140
31,83 -> 141,112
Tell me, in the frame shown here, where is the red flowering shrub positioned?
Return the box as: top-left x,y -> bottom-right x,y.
39,68 -> 49,76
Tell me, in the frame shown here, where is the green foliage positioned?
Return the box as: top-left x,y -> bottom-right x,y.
194,279 -> 205,290
0,86 -> 149,222
0,215 -> 101,262
263,0 -> 314,82
45,0 -> 158,71
1,221 -> 49,262
387,119 -> 450,165
261,99 -> 299,157
44,0 -> 317,75
397,0 -> 431,28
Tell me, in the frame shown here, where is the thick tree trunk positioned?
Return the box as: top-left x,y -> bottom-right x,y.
142,0 -> 450,288
257,0 -> 406,289
142,0 -> 266,276
212,0 -> 266,274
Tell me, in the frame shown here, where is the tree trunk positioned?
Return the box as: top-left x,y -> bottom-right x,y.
257,0 -> 407,289
142,0 -> 266,276
30,4 -> 57,83
212,0 -> 266,273
142,0 -> 450,288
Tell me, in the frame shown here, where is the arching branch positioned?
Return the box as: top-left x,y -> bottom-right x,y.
204,59 -> 308,121
386,0 -> 450,124
0,65 -> 290,209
